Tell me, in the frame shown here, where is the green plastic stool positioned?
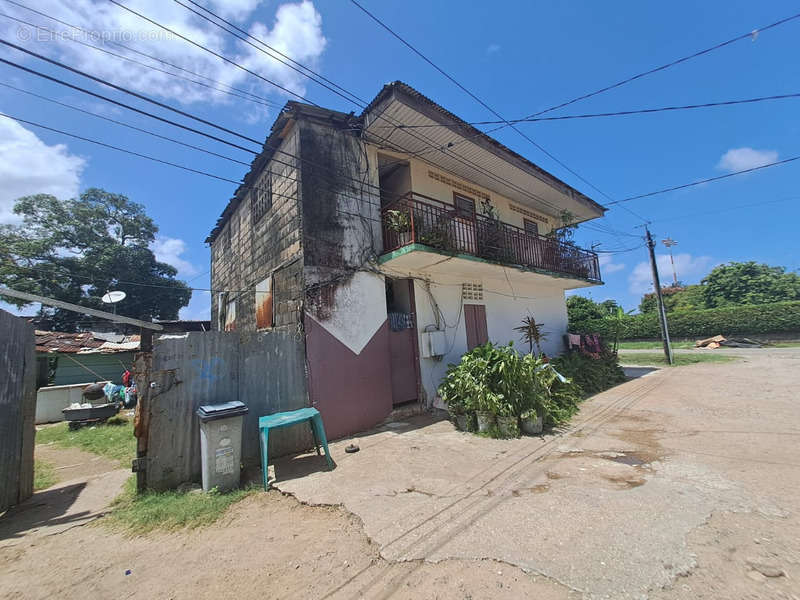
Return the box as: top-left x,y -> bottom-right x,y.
258,407 -> 333,489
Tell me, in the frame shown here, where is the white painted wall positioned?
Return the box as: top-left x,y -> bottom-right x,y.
408,271 -> 568,407
35,383 -> 93,423
307,271 -> 387,355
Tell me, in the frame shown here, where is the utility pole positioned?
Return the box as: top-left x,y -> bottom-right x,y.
645,229 -> 674,365
662,237 -> 678,286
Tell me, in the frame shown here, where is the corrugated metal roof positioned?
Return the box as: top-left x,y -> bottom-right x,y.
35,330 -> 140,354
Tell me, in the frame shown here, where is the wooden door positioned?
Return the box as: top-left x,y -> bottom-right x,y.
389,327 -> 418,405
464,304 -> 488,350
387,279 -> 420,406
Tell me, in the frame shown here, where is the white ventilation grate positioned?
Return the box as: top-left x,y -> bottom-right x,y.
462,282 -> 483,301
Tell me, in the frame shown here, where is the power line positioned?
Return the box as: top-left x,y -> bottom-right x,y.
0,6 -> 281,110
0,43 -> 263,152
348,0 -> 617,205
0,112 -> 387,227
53,3 -> 622,232
399,8 -> 800,198
611,155 -> 800,205
0,81 -> 251,166
373,92 -> 800,127
106,0 -> 318,106
171,0 -> 365,108
2,20 -> 629,237
517,10 -> 800,121
0,112 -> 257,184
647,196 -> 799,224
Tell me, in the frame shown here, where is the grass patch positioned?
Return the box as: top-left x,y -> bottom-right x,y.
618,352 -> 737,366
618,340 -> 800,349
33,459 -> 57,491
35,418 -> 135,465
104,476 -> 257,534
617,341 -> 696,350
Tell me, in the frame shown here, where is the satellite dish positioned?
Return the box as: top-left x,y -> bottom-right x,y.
102,290 -> 127,304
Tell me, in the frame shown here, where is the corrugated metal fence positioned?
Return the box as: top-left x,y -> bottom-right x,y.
0,310 -> 37,511
138,329 -> 309,490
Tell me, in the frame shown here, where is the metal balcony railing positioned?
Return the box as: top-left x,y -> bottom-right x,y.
381,192 -> 601,282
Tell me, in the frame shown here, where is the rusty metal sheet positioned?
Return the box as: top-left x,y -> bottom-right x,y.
255,275 -> 273,330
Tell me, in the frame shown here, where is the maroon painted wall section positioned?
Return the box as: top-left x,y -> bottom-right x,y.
305,317 -> 393,440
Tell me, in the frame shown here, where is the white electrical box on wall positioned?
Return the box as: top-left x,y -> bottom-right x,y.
421,330 -> 447,358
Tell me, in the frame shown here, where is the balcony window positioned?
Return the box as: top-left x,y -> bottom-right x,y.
523,218 -> 539,237
453,193 -> 476,219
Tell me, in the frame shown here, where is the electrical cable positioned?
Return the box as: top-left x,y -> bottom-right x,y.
0,81 -> 251,166
0,8 -> 280,110
170,0 -> 364,107
517,10 -> 800,121
611,155 -> 800,204
372,92 -> 800,127
106,0 -> 318,106
348,0 -> 616,205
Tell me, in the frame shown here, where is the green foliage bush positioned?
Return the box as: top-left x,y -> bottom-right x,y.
438,342 -> 584,433
573,300 -> 800,340
550,350 -> 627,397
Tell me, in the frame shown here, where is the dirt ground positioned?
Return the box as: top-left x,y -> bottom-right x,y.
2,347 -> 799,599
1,484 -> 567,600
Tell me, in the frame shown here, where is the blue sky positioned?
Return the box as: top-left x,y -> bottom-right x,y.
1,0 -> 799,319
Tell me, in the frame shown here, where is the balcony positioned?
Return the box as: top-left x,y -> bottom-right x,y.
380,193 -> 601,282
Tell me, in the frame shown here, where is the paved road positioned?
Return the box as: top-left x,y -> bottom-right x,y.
276,348 -> 800,599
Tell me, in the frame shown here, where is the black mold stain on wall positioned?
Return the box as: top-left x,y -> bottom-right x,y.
300,120 -> 370,320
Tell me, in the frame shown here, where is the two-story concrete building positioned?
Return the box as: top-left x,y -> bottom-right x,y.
207,81 -> 604,440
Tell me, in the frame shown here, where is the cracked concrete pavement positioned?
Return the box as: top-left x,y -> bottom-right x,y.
274,347 -> 800,598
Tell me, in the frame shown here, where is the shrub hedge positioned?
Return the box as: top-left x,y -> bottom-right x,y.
572,300 -> 800,340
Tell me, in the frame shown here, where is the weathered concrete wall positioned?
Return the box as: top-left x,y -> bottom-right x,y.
299,120 -> 394,438
143,329 -> 309,491
210,125 -> 303,332
0,310 -> 36,511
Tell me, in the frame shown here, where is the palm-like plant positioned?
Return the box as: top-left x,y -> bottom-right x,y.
514,314 -> 548,356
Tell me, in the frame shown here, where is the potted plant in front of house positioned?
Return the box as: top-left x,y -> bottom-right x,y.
440,364 -> 476,432
519,354 -> 548,435
495,400 -> 520,438
475,387 -> 499,433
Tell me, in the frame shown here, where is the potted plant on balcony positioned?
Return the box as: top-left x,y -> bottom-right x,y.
477,199 -> 510,263
385,209 -> 411,233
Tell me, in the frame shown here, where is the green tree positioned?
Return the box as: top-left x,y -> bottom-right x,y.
639,284 -> 705,314
0,189 -> 191,330
566,295 -> 606,330
701,261 -> 800,308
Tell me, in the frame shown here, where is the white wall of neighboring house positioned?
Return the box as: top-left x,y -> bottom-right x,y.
408,271 -> 569,407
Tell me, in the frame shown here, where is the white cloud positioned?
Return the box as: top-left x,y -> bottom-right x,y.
628,253 -> 714,294
598,253 -> 625,274
179,290 -> 211,321
151,236 -> 198,276
0,117 -> 85,224
717,147 -> 778,173
486,43 -> 501,54
2,1 -> 327,114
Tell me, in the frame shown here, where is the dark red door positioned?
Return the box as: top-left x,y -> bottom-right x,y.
464,304 -> 488,350
389,328 -> 417,405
